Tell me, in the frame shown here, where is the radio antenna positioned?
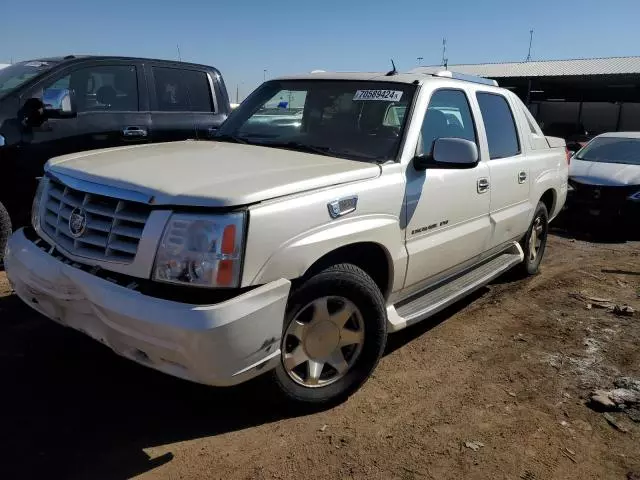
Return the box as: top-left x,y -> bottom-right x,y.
441,38 -> 448,67
526,30 -> 534,62
386,59 -> 398,76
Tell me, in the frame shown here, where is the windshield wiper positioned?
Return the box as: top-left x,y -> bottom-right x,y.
214,133 -> 250,145
260,141 -> 335,157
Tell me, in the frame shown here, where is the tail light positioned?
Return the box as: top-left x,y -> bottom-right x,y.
565,148 -> 572,165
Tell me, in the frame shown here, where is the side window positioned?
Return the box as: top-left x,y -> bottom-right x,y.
476,92 -> 521,159
42,65 -> 138,112
182,70 -> 214,112
153,67 -> 189,111
421,89 -> 476,155
152,67 -> 215,112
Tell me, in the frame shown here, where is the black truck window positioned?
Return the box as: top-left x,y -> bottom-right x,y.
152,67 -> 214,112
42,65 -> 139,112
476,92 -> 521,159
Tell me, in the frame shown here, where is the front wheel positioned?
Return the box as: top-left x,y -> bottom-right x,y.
273,263 -> 387,406
519,202 -> 549,276
0,202 -> 11,265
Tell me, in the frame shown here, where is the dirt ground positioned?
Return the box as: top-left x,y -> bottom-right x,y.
1,220 -> 639,480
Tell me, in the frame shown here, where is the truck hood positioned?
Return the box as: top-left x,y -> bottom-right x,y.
569,159 -> 640,186
46,140 -> 380,207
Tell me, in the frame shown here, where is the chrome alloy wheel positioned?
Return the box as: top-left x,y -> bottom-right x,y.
528,215 -> 545,262
282,296 -> 365,388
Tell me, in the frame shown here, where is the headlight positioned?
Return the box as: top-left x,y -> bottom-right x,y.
628,190 -> 640,202
153,213 -> 245,288
31,177 -> 49,230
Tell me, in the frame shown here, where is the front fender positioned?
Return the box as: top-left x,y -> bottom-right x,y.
251,214 -> 405,288
241,168 -> 408,292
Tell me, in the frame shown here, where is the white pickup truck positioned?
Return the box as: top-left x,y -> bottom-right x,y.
5,70 -> 568,405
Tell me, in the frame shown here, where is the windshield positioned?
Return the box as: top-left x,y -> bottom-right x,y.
0,60 -> 58,97
575,136 -> 640,166
217,80 -> 417,162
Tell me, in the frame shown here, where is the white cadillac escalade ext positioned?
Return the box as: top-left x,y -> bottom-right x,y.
5,70 -> 568,405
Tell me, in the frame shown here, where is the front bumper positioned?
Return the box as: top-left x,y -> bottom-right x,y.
566,183 -> 640,218
5,228 -> 291,387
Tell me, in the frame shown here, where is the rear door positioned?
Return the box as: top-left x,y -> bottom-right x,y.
182,69 -> 228,139
146,65 -> 227,142
475,91 -> 532,249
146,65 -> 197,142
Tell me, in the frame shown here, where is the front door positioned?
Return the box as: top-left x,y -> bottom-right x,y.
404,89 -> 491,290
475,92 -> 532,248
13,61 -> 150,224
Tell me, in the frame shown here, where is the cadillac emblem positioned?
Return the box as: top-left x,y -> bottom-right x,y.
68,207 -> 87,238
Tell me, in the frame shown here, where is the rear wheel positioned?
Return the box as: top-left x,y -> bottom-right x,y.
519,202 -> 549,276
273,263 -> 387,405
0,202 -> 11,265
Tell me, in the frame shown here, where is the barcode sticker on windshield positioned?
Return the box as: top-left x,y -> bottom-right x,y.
353,90 -> 403,101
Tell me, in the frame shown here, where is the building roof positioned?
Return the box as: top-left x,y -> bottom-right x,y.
410,56 -> 640,78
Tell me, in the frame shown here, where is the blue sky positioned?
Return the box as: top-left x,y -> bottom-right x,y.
2,0 -> 639,100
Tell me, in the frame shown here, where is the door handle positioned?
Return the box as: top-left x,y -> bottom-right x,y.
122,126 -> 148,138
518,171 -> 527,184
477,177 -> 490,194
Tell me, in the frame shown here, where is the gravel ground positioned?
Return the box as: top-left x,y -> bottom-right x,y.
1,222 -> 639,480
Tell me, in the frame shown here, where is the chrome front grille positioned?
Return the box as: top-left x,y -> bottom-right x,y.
41,178 -> 151,263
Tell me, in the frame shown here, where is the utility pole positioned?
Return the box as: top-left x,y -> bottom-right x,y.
417,56 -> 423,66
526,29 -> 534,62
441,38 -> 448,67
263,69 -> 267,81
176,44 -> 182,61
236,83 -> 239,104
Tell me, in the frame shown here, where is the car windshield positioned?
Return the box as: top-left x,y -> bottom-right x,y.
0,60 -> 58,97
575,136 -> 640,166
217,80 -> 417,162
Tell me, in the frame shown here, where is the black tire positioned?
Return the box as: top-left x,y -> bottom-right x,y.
273,263 -> 387,406
518,202 -> 549,276
0,202 -> 11,266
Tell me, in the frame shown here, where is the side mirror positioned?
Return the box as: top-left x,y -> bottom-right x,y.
42,88 -> 76,119
414,137 -> 479,170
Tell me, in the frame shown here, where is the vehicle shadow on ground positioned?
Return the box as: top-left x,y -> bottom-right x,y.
550,210 -> 640,244
0,283 -> 493,479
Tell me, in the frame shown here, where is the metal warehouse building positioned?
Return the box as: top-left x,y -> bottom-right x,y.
414,57 -> 640,141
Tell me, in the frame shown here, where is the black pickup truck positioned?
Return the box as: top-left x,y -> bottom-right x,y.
0,55 -> 232,260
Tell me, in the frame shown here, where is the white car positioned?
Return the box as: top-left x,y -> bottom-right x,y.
5,70 -> 568,405
568,132 -> 640,219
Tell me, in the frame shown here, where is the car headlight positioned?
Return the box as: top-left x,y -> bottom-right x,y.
628,190 -> 640,202
153,212 -> 245,288
31,177 -> 49,231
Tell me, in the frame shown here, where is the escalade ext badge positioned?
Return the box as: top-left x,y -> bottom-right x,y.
328,196 -> 358,219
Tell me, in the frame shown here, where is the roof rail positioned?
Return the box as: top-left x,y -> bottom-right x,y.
434,70 -> 498,87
